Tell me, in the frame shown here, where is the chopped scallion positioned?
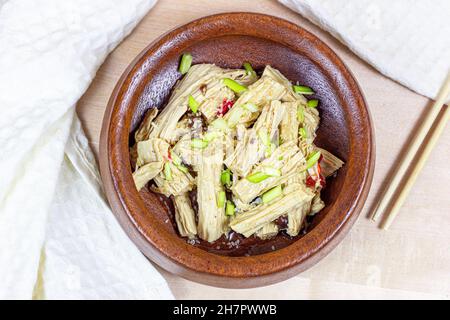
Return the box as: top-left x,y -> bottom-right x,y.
306,150 -> 321,169
262,186 -> 283,204
191,138 -> 208,149
177,164 -> 189,173
170,151 -> 182,166
221,169 -> 232,187
169,150 -> 188,173
266,143 -> 276,157
264,142 -> 276,158
188,95 -> 199,113
299,127 -> 307,139
225,200 -> 235,216
297,106 -> 304,123
257,128 -> 271,146
217,191 -> 226,208
293,85 -> 315,95
179,53 -> 192,75
246,172 -> 271,183
223,78 -> 247,94
307,99 -> 319,108
243,62 -> 256,77
164,162 -> 172,181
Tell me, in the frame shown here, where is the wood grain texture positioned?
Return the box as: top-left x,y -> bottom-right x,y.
76,0 -> 450,299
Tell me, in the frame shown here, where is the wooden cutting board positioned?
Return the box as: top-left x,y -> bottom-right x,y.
76,0 -> 450,299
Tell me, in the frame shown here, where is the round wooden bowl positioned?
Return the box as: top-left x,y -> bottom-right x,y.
100,12 -> 374,288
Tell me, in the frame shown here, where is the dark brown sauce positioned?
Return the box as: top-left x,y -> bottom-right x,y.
274,215 -> 289,229
192,231 -> 300,257
152,186 -> 309,257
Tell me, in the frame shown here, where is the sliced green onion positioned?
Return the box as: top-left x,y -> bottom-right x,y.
263,167 -> 281,177
307,99 -> 319,108
223,78 -> 247,94
164,162 -> 172,181
299,127 -> 307,139
270,143 -> 277,154
188,95 -> 199,113
306,150 -> 321,169
243,62 -> 256,77
262,186 -> 283,204
221,169 -> 232,187
169,150 -> 189,173
176,164 -> 189,173
203,131 -> 219,142
225,200 -> 235,216
170,151 -> 182,166
227,106 -> 245,128
257,128 -> 271,146
191,138 -> 208,149
211,118 -> 229,131
293,85 -> 315,95
217,191 -> 226,208
179,53 -> 192,75
266,143 -> 276,156
297,106 -> 304,123
243,103 -> 258,112
246,172 -> 271,183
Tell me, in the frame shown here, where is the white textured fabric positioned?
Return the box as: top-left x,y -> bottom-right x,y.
0,0 -> 173,299
36,117 -> 173,299
279,0 -> 450,99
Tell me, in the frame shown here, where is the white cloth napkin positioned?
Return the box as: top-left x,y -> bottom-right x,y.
0,0 -> 173,299
279,0 -> 450,99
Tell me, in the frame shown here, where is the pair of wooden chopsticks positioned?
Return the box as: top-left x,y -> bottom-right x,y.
371,71 -> 450,230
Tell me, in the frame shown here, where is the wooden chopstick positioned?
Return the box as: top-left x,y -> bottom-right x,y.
371,71 -> 450,228
380,103 -> 449,229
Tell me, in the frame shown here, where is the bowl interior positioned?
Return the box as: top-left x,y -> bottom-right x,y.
102,12 -> 373,287
129,35 -> 350,256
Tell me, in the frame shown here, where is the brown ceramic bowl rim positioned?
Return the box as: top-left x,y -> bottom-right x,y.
100,12 -> 375,288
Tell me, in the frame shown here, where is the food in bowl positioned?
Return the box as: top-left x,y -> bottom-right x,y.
130,53 -> 344,245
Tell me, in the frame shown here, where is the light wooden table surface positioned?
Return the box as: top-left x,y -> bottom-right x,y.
76,0 -> 450,299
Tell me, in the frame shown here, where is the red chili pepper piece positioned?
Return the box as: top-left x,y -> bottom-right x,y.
306,176 -> 316,188
167,149 -> 172,161
217,99 -> 235,116
306,174 -> 325,188
317,162 -> 326,187
319,174 -> 326,188
306,162 -> 326,188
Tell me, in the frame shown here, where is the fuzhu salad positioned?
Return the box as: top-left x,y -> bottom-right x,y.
131,53 -> 344,243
